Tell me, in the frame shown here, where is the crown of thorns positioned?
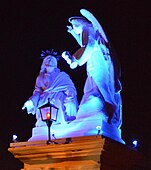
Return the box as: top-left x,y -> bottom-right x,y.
40,49 -> 60,60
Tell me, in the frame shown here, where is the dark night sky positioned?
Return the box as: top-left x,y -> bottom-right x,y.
0,1 -> 151,169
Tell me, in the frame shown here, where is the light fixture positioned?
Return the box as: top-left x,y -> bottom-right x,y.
96,125 -> 101,136
12,135 -> 18,143
39,99 -> 59,144
132,140 -> 138,149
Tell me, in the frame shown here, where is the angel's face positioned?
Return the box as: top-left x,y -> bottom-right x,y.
70,19 -> 85,34
72,24 -> 83,34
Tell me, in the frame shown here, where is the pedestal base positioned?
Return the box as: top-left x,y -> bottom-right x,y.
8,136 -> 150,170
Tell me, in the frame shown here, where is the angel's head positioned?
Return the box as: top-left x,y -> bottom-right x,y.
68,16 -> 92,34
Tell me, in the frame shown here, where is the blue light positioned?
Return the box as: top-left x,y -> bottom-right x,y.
12,134 -> 18,142
132,140 -> 138,148
96,125 -> 101,135
96,126 -> 101,130
13,135 -> 17,140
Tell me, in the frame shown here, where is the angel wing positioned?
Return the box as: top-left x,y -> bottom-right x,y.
80,9 -> 108,43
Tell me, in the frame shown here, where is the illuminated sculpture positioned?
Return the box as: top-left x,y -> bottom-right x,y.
23,9 -> 124,143
62,9 -> 123,140
22,52 -> 78,127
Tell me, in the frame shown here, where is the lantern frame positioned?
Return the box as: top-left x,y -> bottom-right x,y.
38,100 -> 59,144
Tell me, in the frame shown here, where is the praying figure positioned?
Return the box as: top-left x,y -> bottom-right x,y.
22,52 -> 78,127
62,9 -> 122,129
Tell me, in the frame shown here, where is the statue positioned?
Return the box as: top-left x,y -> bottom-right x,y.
21,10 -> 124,143
22,51 -> 78,127
62,9 -> 122,129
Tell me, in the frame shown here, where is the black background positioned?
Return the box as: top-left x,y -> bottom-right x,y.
0,1 -> 150,169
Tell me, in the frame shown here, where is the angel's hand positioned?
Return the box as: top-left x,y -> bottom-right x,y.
62,51 -> 72,65
67,25 -> 73,33
70,61 -> 78,69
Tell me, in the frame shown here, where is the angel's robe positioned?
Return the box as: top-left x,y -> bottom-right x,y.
71,25 -> 122,128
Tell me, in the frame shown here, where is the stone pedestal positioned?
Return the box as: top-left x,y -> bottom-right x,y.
8,136 -> 150,170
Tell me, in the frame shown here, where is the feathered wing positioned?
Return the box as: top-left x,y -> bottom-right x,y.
80,9 -> 108,43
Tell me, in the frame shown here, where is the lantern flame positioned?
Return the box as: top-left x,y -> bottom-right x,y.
46,112 -> 50,120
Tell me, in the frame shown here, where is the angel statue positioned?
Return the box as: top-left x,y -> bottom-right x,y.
22,50 -> 78,127
62,9 -> 122,129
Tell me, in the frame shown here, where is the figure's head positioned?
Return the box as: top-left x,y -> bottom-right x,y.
41,55 -> 58,73
68,16 -> 92,34
69,16 -> 91,24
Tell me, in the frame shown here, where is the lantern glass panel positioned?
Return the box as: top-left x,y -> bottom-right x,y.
40,106 -> 58,121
